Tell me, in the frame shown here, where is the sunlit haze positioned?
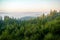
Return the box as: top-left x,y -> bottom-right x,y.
0,0 -> 60,18
0,0 -> 60,12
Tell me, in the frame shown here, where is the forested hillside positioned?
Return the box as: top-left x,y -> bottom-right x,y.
0,10 -> 60,40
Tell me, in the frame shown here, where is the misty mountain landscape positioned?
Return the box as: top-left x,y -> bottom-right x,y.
0,0 -> 60,40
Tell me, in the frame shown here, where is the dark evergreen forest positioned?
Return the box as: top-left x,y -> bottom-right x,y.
0,10 -> 60,40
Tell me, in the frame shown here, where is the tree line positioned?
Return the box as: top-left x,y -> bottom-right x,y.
0,10 -> 60,40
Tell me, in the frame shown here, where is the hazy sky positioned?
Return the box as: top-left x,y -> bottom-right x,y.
0,0 -> 60,12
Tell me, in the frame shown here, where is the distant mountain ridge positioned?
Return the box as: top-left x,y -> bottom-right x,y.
20,16 -> 35,21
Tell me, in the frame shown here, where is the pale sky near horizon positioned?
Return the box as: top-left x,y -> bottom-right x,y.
0,0 -> 60,12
